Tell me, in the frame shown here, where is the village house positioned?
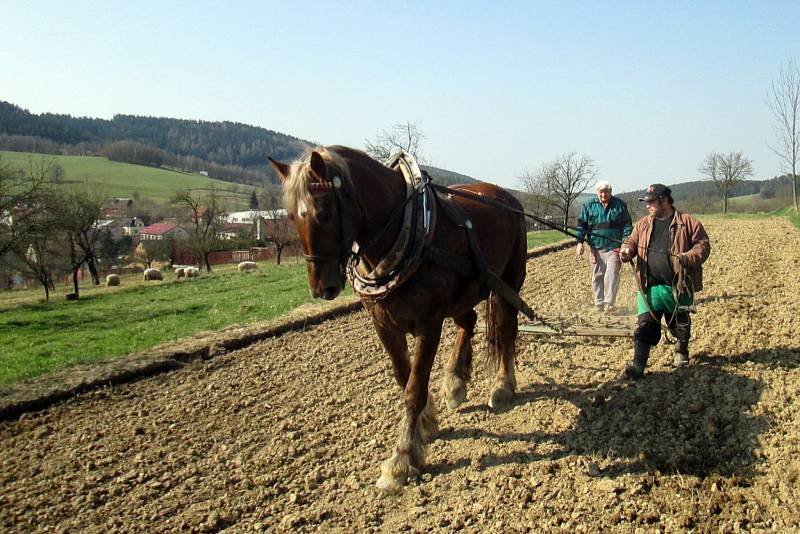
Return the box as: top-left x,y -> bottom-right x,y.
121,217 -> 146,237
93,219 -> 125,241
138,222 -> 188,241
101,198 -> 134,218
225,209 -> 287,242
217,222 -> 254,241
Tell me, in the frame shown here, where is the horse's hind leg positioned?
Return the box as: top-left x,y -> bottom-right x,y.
486,292 -> 519,409
377,322 -> 442,492
442,309 -> 477,409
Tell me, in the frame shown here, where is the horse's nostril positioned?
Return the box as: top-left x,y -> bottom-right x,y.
321,286 -> 339,300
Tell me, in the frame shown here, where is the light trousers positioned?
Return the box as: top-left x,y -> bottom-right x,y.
590,248 -> 621,307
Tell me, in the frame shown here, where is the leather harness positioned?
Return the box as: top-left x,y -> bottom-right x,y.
309,150 -> 539,322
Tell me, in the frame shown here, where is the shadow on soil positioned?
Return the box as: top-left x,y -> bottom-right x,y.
440,346 -> 799,479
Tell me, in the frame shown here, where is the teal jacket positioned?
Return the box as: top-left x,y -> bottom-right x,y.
575,196 -> 633,251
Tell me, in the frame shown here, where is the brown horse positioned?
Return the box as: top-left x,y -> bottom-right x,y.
269,146 -> 527,491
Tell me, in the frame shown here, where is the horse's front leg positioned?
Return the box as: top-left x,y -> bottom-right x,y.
377,322 -> 442,492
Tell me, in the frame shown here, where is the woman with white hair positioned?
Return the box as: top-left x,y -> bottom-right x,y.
575,180 -> 633,313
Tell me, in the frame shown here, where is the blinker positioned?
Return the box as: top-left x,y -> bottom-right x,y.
332,175 -> 342,189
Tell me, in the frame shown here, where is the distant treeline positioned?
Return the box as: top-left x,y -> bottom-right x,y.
0,101 -> 312,185
624,175 -> 794,203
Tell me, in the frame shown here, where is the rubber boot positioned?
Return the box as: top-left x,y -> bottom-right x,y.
673,339 -> 689,367
624,340 -> 651,380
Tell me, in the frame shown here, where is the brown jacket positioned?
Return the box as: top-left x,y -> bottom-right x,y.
622,209 -> 711,292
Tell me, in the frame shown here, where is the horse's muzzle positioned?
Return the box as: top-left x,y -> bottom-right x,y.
320,285 -> 340,300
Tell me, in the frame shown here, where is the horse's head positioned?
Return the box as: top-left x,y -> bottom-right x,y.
269,148 -> 360,300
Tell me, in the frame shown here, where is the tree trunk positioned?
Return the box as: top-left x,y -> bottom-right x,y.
793,172 -> 798,213
39,269 -> 50,301
87,257 -> 100,285
723,195 -> 729,214
72,269 -> 80,298
203,253 -> 213,273
276,246 -> 283,265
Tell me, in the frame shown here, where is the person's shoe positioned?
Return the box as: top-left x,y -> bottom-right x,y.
623,363 -> 644,380
604,303 -> 615,315
594,304 -> 604,313
673,340 -> 689,367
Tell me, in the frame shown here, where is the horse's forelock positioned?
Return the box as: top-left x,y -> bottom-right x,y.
283,147 -> 349,219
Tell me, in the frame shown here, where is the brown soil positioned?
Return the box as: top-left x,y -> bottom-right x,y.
1,218 -> 799,532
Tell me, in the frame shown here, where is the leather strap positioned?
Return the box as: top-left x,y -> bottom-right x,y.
421,245 -> 537,321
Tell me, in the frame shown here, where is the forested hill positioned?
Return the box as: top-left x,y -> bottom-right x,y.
0,101 -> 482,187
423,165 -> 479,186
0,101 -> 311,182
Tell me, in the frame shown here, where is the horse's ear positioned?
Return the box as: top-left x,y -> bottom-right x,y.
268,157 -> 291,184
308,151 -> 328,184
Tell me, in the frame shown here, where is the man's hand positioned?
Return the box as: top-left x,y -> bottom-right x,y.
576,242 -> 585,257
619,247 -> 633,263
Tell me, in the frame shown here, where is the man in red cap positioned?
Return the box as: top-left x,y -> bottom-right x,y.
619,184 -> 711,379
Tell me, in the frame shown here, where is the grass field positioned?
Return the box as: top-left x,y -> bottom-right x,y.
0,151 -> 259,208
527,229 -> 567,248
0,260 -> 318,385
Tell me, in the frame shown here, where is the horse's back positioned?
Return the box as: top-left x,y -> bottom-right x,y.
439,182 -> 527,289
447,182 -> 526,252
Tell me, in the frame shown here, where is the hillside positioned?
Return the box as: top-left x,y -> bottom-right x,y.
422,164 -> 479,186
0,101 -> 310,176
1,101 -> 489,188
0,151 -> 261,208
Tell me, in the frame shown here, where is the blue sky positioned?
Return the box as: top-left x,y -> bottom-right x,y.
2,1 -> 799,192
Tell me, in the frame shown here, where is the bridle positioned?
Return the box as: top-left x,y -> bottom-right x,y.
301,175 -> 359,277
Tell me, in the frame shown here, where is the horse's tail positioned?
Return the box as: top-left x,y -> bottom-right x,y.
484,290 -> 519,372
484,211 -> 526,373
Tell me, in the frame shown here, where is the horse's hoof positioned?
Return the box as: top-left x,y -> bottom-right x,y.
377,451 -> 421,493
489,386 -> 513,409
443,376 -> 467,409
376,473 -> 404,493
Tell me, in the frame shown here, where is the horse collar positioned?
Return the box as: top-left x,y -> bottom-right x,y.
350,150 -> 436,299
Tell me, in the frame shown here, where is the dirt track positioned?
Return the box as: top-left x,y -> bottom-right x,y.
2,217 -> 799,532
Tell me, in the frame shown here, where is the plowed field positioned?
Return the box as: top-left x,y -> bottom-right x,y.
2,217 -> 799,532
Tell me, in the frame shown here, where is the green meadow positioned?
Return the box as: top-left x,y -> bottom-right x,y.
0,151 -> 259,207
0,261 -> 317,385
527,230 -> 567,249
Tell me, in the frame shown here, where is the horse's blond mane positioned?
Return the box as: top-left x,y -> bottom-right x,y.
283,146 -> 349,218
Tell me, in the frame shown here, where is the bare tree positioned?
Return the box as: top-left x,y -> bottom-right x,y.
0,157 -> 54,258
57,185 -> 107,296
522,153 -> 598,228
767,58 -> 800,212
172,189 -> 225,272
517,167 -> 556,230
364,121 -> 426,163
134,241 -> 160,269
260,192 -> 298,265
3,197 -> 66,301
699,152 -> 754,214
0,158 -> 66,299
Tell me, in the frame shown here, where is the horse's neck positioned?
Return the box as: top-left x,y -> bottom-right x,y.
349,161 -> 407,265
